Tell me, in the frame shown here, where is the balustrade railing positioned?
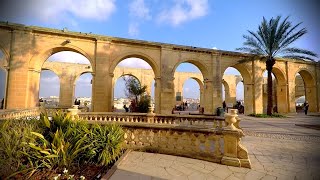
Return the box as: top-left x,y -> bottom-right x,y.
0,108 -> 40,120
79,112 -> 225,128
0,106 -> 251,168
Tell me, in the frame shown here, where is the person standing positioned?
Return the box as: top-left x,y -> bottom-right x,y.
303,101 -> 309,115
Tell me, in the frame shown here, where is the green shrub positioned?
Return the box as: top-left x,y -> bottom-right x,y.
87,123 -> 124,166
0,111 -> 125,179
137,95 -> 151,113
248,113 -> 286,118
0,119 -> 41,178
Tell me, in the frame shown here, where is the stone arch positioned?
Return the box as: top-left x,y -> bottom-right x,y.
74,71 -> 94,85
171,59 -> 209,79
110,52 -> 160,77
226,64 -> 252,84
41,67 -> 60,77
294,68 -> 316,87
29,45 -> 94,72
115,73 -> 142,85
294,68 -> 317,112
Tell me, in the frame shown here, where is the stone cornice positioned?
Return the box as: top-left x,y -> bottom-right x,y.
0,21 -> 318,64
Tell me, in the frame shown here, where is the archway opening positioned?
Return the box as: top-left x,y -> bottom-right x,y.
40,51 -> 92,108
294,70 -> 316,113
223,67 -> 244,113
113,58 -> 154,112
39,70 -> 60,107
295,73 -> 305,113
174,62 -> 203,113
0,50 -> 6,109
75,73 -> 92,111
182,78 -> 201,111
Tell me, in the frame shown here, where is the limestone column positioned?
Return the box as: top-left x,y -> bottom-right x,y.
276,84 -> 288,113
228,82 -> 237,106
286,62 -> 296,113
6,30 -> 32,109
199,84 -> 204,108
159,76 -> 175,114
316,63 -> 320,112
287,79 -> 296,113
92,40 -> 112,112
252,61 -> 264,114
27,69 -> 41,107
59,76 -> 75,107
305,85 -> 317,112
154,77 -> 161,114
203,79 -> 215,113
243,83 -> 254,114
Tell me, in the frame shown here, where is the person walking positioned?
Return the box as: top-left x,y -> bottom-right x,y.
303,101 -> 309,115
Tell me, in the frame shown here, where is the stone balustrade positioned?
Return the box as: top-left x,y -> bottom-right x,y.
0,106 -> 251,168
78,112 -> 225,128
0,108 -> 40,120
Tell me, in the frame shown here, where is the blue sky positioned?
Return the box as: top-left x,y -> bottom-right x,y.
0,0 -> 319,100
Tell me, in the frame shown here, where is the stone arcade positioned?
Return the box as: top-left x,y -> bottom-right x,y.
0,22 -> 319,114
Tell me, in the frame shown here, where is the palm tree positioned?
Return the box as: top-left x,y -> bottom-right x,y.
237,16 -> 317,115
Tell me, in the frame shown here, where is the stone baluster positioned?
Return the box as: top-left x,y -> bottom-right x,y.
221,109 -> 251,168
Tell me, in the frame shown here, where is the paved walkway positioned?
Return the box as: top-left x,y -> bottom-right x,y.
108,114 -> 320,180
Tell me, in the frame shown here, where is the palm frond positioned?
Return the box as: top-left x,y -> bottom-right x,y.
282,55 -> 316,61
281,47 -> 318,57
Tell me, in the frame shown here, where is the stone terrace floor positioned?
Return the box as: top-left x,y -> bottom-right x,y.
107,113 -> 320,180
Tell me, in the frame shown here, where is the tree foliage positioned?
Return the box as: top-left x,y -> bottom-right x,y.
237,16 -> 317,115
123,75 -> 151,113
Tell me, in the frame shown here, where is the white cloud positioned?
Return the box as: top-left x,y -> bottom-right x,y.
129,0 -> 151,20
157,0 -> 208,26
0,0 -> 116,23
128,23 -> 140,36
128,0 -> 151,37
47,51 -> 90,64
117,58 -> 152,69
212,47 -> 218,50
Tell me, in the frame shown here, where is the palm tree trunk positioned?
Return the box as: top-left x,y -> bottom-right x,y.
266,57 -> 275,115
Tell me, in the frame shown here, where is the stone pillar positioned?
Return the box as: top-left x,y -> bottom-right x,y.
287,79 -> 296,113
203,79 -> 214,114
159,76 -> 175,114
154,77 -> 161,114
59,76 -> 75,108
305,85 -> 317,112
276,84 -> 288,113
199,84 -> 204,108
243,83 -> 254,115
92,40 -> 112,112
316,63 -> 320,112
27,69 -> 41,108
252,62 -> 264,114
221,109 -> 251,168
6,30 -> 32,109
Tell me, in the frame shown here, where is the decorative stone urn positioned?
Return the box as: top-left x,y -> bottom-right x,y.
224,109 -> 239,130
68,105 -> 79,120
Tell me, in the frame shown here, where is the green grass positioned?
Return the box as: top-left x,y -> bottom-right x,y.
248,113 -> 287,118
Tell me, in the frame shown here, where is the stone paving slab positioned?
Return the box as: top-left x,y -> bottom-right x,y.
109,114 -> 320,180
